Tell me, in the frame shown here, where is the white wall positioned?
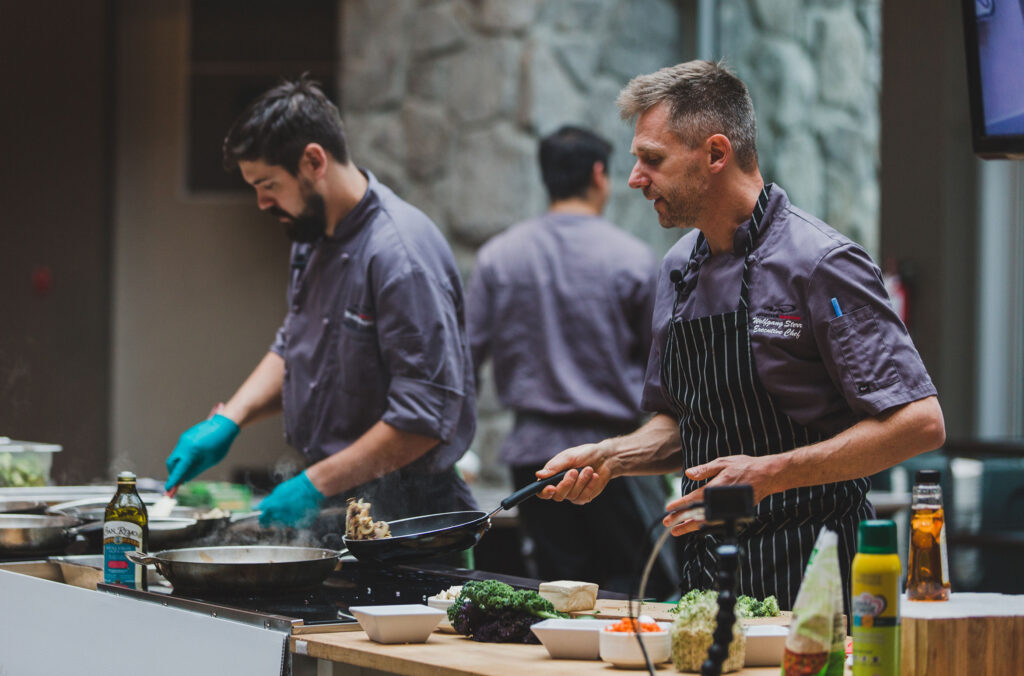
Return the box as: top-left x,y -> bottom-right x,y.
111,1 -> 299,483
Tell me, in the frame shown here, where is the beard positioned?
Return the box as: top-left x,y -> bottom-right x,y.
270,191 -> 327,243
647,163 -> 707,230
653,188 -> 703,230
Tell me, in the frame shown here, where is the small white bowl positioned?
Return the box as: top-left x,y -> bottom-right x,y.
348,604 -> 445,644
426,596 -> 457,633
598,622 -> 672,668
530,618 -> 617,660
743,624 -> 789,666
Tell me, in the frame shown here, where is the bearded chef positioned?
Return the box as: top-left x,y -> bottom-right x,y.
163,77 -> 477,531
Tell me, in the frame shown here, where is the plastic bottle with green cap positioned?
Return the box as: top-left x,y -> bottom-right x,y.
852,519 -> 901,675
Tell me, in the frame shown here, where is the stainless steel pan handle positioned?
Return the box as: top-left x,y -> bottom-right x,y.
125,550 -> 160,566
228,510 -> 262,524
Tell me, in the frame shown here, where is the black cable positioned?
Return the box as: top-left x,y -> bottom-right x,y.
627,497 -> 749,675
628,506 -> 703,675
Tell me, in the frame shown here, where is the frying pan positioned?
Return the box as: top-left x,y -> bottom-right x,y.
0,514 -> 85,554
0,499 -> 47,514
49,503 -> 231,550
126,545 -> 340,593
117,471 -> 571,592
342,469 -> 570,565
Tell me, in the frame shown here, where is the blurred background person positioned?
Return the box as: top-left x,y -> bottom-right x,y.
467,126 -> 679,595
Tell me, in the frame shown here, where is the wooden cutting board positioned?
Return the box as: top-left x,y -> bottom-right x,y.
901,593 -> 1024,676
292,629 -> 788,675
572,599 -> 792,626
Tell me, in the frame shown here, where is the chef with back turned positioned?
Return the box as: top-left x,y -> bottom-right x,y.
163,77 -> 478,535
466,126 -> 678,595
537,61 -> 945,614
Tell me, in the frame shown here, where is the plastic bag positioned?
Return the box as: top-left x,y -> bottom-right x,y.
781,529 -> 845,676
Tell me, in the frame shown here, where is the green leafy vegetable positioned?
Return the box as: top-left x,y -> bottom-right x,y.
447,579 -> 568,643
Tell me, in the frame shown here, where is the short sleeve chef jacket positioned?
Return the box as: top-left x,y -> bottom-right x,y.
641,185 -> 936,439
466,212 -> 658,465
270,170 -> 475,474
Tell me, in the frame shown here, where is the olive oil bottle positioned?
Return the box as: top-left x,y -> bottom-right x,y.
103,471 -> 148,589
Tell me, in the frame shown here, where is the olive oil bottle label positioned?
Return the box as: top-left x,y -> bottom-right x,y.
103,520 -> 143,588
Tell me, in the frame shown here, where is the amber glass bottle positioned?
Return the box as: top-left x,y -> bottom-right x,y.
103,471 -> 149,590
906,469 -> 950,601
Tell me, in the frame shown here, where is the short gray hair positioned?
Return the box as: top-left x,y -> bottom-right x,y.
617,60 -> 759,171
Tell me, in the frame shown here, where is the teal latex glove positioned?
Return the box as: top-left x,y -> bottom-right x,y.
258,471 -> 325,528
164,414 -> 240,491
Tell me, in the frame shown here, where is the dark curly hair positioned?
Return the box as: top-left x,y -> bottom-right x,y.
222,76 -> 349,175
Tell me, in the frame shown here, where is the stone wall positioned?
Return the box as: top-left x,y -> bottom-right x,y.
337,0 -> 881,481
340,0 -> 688,267
718,0 -> 882,255
339,0 -> 689,481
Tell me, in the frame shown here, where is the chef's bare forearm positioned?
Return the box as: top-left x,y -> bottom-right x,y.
603,413 -> 684,478
219,352 -> 284,428
761,396 -> 945,496
304,421 -> 439,497
538,413 -> 682,504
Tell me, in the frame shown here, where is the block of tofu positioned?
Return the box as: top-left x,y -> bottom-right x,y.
538,580 -> 599,613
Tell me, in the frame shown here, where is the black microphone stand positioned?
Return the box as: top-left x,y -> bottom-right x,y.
698,486 -> 753,676
629,484 -> 755,676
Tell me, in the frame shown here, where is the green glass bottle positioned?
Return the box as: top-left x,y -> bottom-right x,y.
103,471 -> 148,589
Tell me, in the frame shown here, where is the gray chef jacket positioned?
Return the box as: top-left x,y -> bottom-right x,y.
642,185 -> 936,438
467,212 -> 658,465
270,170 -> 475,474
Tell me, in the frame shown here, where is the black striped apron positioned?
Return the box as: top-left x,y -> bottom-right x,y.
661,184 -> 873,615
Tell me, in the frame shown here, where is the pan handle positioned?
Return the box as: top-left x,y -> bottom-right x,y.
499,469 -> 571,511
125,550 -> 160,566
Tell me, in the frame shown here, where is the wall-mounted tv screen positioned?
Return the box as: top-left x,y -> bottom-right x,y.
962,0 -> 1024,159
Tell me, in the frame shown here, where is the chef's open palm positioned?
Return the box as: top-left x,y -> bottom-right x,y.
664,454 -> 773,536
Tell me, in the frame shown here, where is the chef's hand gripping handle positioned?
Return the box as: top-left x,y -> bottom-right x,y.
500,469 -> 570,510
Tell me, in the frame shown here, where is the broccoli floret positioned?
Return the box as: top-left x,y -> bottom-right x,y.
447,579 -> 568,643
672,590 -> 781,618
759,595 -> 780,617
736,594 -> 781,618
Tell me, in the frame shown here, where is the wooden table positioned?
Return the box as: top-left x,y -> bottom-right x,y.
292,629 -> 783,676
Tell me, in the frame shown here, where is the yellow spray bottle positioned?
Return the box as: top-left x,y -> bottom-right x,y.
852,519 -> 901,676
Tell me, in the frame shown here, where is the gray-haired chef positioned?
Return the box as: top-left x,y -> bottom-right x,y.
537,61 -> 944,614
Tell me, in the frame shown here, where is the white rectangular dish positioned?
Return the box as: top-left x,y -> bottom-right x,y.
530,618 -> 618,660
348,604 -> 445,644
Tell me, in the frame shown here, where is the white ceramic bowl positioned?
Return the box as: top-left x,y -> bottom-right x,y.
426,596 -> 457,633
598,622 -> 672,668
348,604 -> 446,644
743,624 -> 789,666
530,618 -> 617,659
